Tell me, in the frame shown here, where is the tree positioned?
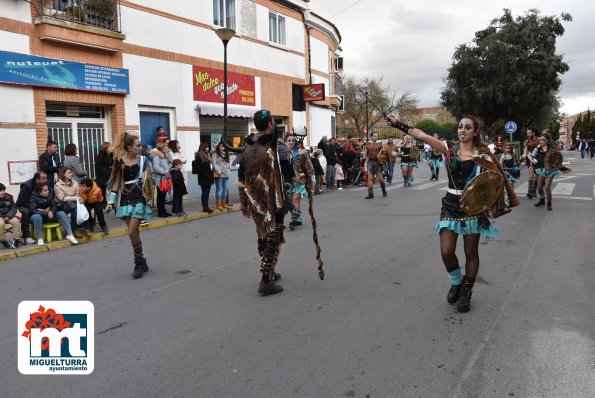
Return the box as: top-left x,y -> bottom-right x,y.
415,119 -> 441,131
341,75 -> 418,138
441,9 -> 572,137
572,113 -> 583,134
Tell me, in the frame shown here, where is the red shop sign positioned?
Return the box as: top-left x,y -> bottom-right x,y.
192,66 -> 255,106
303,83 -> 325,102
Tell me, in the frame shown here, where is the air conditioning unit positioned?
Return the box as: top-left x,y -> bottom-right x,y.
334,57 -> 344,72
338,95 -> 345,112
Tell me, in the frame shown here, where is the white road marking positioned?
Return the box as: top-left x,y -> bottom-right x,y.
551,183 -> 575,196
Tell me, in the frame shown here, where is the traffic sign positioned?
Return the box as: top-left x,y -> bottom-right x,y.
505,121 -> 517,134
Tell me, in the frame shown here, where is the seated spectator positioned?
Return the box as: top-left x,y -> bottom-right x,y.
0,183 -> 21,249
63,143 -> 87,184
79,178 -> 109,234
15,171 -> 47,245
29,183 -> 78,246
55,167 -> 91,238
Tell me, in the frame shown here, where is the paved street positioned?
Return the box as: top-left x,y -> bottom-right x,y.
1,152 -> 594,398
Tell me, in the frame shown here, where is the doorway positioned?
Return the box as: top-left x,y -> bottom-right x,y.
140,111 -> 170,151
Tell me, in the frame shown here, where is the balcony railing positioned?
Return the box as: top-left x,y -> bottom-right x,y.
39,0 -> 121,33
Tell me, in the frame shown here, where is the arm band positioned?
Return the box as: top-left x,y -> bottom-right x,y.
391,120 -> 413,134
108,191 -> 117,205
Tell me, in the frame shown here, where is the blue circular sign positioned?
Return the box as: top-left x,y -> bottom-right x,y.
505,121 -> 517,134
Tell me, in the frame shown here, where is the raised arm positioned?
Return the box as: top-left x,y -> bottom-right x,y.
386,117 -> 448,155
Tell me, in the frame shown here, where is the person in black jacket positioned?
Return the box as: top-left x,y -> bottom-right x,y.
94,142 -> 114,204
194,143 -> 215,213
310,149 -> 325,194
0,183 -> 21,249
16,172 -> 48,245
28,183 -> 77,246
317,136 -> 337,189
38,141 -> 61,193
170,159 -> 188,216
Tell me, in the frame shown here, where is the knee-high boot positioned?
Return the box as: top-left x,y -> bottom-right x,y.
258,225 -> 285,295
527,179 -> 536,198
457,277 -> 474,313
380,183 -> 387,197
132,244 -> 148,279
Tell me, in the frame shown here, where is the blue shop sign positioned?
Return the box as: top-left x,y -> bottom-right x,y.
0,50 -> 129,94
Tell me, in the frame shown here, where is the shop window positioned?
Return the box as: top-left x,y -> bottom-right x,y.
46,104 -> 105,119
213,0 -> 236,30
292,84 -> 305,112
269,11 -> 286,45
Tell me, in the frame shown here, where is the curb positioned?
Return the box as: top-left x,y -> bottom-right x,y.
0,205 -> 240,262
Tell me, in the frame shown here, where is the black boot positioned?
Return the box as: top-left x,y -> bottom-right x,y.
381,183 -> 387,197
365,187 -> 374,199
447,284 -> 461,304
457,280 -> 474,313
132,244 -> 148,279
534,198 -> 545,207
547,201 -> 552,210
435,169 -> 439,180
258,278 -> 284,295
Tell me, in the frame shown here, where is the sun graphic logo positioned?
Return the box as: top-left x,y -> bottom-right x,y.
18,301 -> 94,375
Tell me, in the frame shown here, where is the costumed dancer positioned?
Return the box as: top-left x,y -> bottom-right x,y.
397,135 -> 419,186
531,134 -> 563,210
363,132 -> 387,199
106,133 -> 153,279
523,127 -> 539,198
429,133 -> 446,180
500,143 -> 520,186
286,135 -> 315,230
231,110 -> 324,295
387,115 -> 519,312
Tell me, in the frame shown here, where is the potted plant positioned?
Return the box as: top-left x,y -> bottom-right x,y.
67,4 -> 85,23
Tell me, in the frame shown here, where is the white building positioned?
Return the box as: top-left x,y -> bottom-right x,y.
0,0 -> 343,196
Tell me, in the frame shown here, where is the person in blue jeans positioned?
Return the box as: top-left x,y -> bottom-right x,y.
211,142 -> 232,211
29,183 -> 78,246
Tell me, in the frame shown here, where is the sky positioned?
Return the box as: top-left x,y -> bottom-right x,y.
309,0 -> 595,116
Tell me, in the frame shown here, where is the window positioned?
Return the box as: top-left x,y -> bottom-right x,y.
269,11 -> 286,45
213,0 -> 236,30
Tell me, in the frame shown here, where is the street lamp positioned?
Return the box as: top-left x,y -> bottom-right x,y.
215,28 -> 235,143
365,90 -> 369,142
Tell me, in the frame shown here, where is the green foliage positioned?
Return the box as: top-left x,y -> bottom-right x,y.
415,119 -> 441,131
441,9 -> 571,135
572,113 -> 583,133
341,75 -> 418,138
548,121 -> 561,140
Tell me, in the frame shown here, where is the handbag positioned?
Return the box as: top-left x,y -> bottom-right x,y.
158,176 -> 173,193
60,201 -> 77,214
213,171 -> 221,178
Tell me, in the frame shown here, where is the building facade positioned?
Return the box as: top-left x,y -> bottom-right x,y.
0,0 -> 342,196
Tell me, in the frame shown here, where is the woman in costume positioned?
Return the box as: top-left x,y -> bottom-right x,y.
429,133 -> 445,181
523,127 -> 540,198
396,135 -> 418,186
106,133 -> 153,279
500,143 -> 519,186
532,134 -> 560,210
286,135 -> 314,230
387,115 -> 518,312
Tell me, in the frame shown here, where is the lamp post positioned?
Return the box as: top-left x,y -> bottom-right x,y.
365,90 -> 369,142
215,28 -> 235,143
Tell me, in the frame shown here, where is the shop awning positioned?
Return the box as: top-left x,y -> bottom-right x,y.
198,103 -> 256,118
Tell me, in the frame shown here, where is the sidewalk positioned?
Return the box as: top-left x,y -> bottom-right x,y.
0,194 -> 240,262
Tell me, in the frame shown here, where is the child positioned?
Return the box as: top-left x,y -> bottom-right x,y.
170,159 -> 188,216
79,178 -> 109,234
335,163 -> 345,190
311,149 -> 325,194
500,143 -> 519,186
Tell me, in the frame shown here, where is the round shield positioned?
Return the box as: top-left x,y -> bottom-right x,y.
460,171 -> 504,216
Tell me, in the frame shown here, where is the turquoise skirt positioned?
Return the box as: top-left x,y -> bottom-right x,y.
436,218 -> 500,238
429,159 -> 445,169
290,183 -> 308,198
535,168 -> 560,178
116,202 -> 152,220
400,162 -> 419,168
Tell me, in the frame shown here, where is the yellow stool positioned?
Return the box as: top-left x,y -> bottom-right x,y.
29,223 -> 63,243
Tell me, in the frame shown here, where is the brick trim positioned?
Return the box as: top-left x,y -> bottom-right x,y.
0,16 -> 34,36
0,123 -> 37,129
176,126 -> 200,131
